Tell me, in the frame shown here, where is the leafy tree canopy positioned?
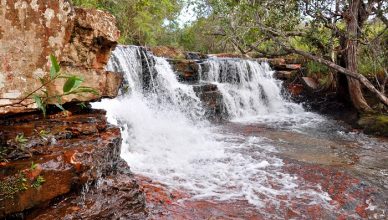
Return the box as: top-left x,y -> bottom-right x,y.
72,0 -> 184,45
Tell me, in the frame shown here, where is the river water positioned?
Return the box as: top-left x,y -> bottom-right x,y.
93,45 -> 388,219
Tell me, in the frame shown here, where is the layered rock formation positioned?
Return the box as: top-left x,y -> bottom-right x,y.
0,108 -> 147,219
0,1 -> 147,218
0,0 -> 121,115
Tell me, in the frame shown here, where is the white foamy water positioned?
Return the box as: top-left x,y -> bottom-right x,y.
93,45 -> 337,218
201,58 -> 327,131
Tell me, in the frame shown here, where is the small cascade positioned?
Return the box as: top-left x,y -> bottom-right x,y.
106,45 -> 142,93
200,58 -> 304,120
105,45 -> 205,121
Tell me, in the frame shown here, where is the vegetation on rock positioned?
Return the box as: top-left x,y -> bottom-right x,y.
0,162 -> 45,200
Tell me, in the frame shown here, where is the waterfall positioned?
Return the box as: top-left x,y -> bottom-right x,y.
93,45 -> 334,217
201,58 -> 303,119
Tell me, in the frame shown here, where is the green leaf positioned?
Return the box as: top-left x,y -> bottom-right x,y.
31,162 -> 37,170
55,103 -> 66,112
63,76 -> 83,93
77,102 -> 87,109
33,94 -> 46,117
76,87 -> 99,95
73,77 -> 83,90
49,55 -> 60,80
15,134 -> 28,144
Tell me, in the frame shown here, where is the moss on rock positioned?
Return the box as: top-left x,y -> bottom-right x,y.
358,114 -> 388,137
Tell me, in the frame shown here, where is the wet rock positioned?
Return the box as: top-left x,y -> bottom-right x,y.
287,84 -> 304,96
168,59 -> 200,82
139,47 -> 158,92
284,159 -> 384,219
0,109 -> 146,218
27,173 -> 148,220
0,1 -> 121,115
257,58 -> 304,71
193,84 -> 226,120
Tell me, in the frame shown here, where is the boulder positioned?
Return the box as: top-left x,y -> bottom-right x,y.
0,1 -> 122,115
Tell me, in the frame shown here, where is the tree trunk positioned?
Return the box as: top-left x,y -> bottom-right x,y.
345,0 -> 372,112
254,19 -> 388,108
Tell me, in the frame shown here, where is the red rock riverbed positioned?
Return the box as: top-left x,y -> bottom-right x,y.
136,122 -> 388,219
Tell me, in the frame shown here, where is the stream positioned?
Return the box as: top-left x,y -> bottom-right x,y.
93,45 -> 388,219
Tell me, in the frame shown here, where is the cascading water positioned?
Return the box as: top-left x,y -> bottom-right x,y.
92,45 -> 385,218
200,58 -> 327,132
201,58 -> 293,118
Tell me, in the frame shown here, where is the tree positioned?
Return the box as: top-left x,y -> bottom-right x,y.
72,0 -> 183,45
193,0 -> 388,112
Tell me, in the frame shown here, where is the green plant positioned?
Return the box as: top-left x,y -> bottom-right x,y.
15,134 -> 28,151
15,134 -> 28,145
306,61 -> 330,76
38,129 -> 50,140
33,55 -> 98,117
0,173 -> 28,199
31,175 -> 45,188
30,161 -> 38,170
77,102 -> 88,109
0,55 -> 99,116
30,162 -> 46,188
13,134 -> 33,157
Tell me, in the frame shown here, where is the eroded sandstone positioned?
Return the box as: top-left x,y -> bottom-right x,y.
0,1 -> 121,115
